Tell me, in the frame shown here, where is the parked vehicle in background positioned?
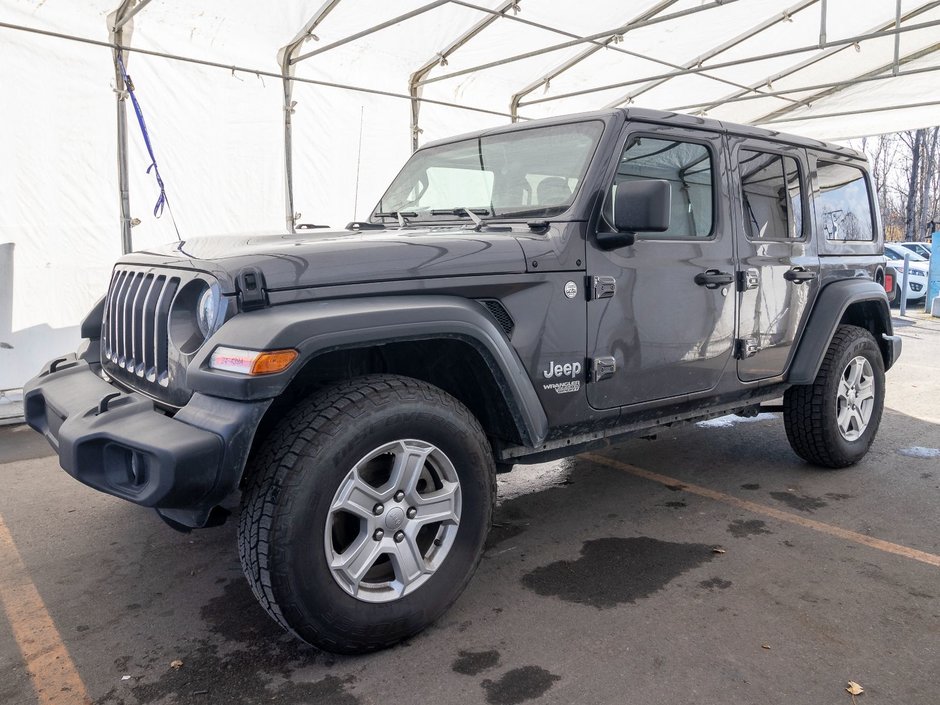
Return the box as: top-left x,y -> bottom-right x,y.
895,241 -> 931,259
884,243 -> 929,304
24,108 -> 900,653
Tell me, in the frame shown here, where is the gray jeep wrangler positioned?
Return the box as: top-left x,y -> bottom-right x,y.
25,108 -> 900,653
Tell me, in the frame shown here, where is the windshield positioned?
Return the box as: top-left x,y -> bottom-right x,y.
375,121 -> 604,221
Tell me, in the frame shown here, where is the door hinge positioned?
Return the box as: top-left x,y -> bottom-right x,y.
735,337 -> 760,359
590,356 -> 617,382
587,275 -> 617,300
737,268 -> 759,291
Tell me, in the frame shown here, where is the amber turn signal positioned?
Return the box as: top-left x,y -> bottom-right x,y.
250,349 -> 298,375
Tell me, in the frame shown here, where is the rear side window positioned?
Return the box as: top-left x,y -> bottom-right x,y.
815,161 -> 874,241
738,150 -> 803,240
609,136 -> 714,238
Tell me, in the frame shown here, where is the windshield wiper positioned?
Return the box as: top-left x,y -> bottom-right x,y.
375,211 -> 417,227
430,208 -> 490,218
429,207 -> 508,232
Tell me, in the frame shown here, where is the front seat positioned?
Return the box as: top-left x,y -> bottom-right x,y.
537,177 -> 572,206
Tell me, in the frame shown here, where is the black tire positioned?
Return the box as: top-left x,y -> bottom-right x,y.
783,325 -> 885,468
238,374 -> 495,654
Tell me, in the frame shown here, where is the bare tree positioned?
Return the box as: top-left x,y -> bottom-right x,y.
854,126 -> 940,241
902,129 -> 924,241
918,127 -> 938,237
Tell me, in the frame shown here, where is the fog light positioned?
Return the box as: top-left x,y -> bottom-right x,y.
209,346 -> 298,375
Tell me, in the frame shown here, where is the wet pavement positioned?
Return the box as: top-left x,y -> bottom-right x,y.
1,314 -> 938,705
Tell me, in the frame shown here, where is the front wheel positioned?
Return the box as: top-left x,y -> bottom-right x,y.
238,375 -> 495,653
783,325 -> 885,468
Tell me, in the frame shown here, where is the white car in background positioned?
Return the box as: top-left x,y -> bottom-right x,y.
895,241 -> 932,259
885,243 -> 929,304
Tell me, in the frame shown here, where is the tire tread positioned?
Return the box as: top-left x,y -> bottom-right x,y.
783,324 -> 883,468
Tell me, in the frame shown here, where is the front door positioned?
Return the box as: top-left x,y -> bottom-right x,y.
728,138 -> 820,382
586,125 -> 736,410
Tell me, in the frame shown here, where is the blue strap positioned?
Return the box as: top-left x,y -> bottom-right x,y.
116,54 -> 171,221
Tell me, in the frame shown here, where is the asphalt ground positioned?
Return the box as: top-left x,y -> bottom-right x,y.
1,315 -> 938,705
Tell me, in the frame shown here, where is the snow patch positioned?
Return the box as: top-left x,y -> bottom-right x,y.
696,413 -> 779,429
497,460 -> 572,503
898,446 -> 940,459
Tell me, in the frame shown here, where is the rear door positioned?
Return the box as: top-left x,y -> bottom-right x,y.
586,124 -> 736,410
727,137 -> 819,381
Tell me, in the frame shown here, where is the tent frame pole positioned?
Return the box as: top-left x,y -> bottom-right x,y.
686,0 -> 940,117
0,20 -> 520,119
107,0 -> 150,255
517,15 -> 940,109
508,0 -> 680,122
603,0 -> 820,110
668,62 -> 940,113
819,0 -> 827,47
748,42 -> 940,124
277,1 -> 343,233
409,0 -> 518,151
292,1 -> 450,65
417,0 -> 739,88
760,98 -> 940,125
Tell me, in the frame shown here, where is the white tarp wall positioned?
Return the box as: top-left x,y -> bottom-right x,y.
2,0 -> 940,390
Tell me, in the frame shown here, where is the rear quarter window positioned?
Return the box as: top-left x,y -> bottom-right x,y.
815,162 -> 875,241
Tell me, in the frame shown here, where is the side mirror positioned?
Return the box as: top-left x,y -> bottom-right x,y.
597,179 -> 672,250
614,179 -> 672,234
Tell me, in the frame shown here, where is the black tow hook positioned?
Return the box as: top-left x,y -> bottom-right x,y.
97,392 -> 122,415
49,357 -> 71,373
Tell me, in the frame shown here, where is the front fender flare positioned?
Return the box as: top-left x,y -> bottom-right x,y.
187,295 -> 549,447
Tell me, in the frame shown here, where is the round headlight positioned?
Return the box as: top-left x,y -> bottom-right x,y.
197,285 -> 221,337
170,280 -> 222,354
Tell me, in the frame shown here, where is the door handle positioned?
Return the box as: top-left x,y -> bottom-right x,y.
694,270 -> 734,289
783,267 -> 817,284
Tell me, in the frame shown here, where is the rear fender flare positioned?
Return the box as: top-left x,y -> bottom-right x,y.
787,280 -> 894,385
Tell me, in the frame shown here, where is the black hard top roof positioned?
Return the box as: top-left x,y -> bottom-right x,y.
421,107 -> 865,162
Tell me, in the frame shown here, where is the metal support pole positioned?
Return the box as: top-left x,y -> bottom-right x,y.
893,0 -> 902,75
819,0 -> 827,47
899,252 -> 911,316
277,1 -> 343,232
409,0 -> 518,150
293,0 -> 449,64
107,0 -> 138,255
281,67 -> 297,232
112,0 -> 152,31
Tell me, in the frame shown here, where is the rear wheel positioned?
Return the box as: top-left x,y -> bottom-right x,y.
783,325 -> 885,468
238,375 -> 495,653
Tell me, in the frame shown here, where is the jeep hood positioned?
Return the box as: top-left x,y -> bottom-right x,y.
119,227 -> 528,294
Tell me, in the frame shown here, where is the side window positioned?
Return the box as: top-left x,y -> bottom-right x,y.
609,136 -> 714,238
738,150 -> 804,240
815,161 -> 875,241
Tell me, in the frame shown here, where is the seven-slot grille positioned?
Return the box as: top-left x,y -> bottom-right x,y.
102,268 -> 180,387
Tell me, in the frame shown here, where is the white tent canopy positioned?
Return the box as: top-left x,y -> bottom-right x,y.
2,0 -> 939,390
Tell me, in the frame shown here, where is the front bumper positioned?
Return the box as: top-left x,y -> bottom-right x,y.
24,354 -> 270,528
